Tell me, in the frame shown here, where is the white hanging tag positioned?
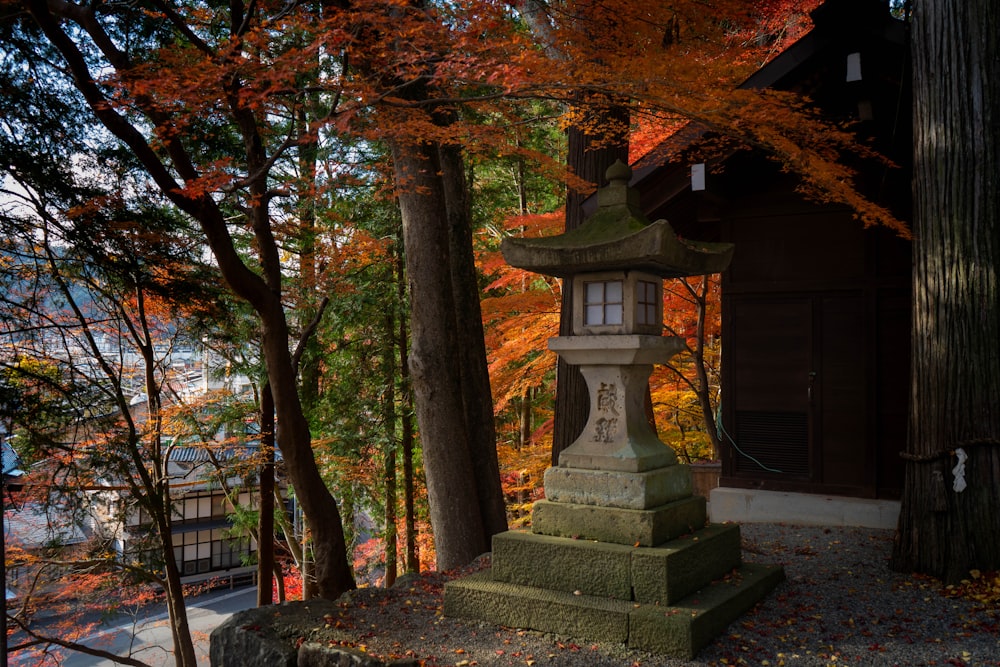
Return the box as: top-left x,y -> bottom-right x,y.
691,163 -> 706,191
846,52 -> 862,81
952,447 -> 968,493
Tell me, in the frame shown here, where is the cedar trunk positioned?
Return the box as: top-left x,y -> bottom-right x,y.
383,304 -> 398,588
396,244 -> 419,572
392,138 -> 491,570
439,142 -> 509,540
891,0 -> 1000,582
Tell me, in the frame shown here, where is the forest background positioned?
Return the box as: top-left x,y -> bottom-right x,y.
3,0 -> 984,665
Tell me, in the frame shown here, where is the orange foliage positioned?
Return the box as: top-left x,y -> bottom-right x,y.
496,436 -> 551,529
78,0 -> 903,238
652,276 -> 722,461
481,212 -> 565,415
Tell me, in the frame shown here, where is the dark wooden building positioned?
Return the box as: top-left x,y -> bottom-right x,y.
632,0 -> 912,500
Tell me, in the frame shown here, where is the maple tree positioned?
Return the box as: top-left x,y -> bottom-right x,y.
5,0 -> 527,577
652,274 -> 724,462
3,0 -> 375,602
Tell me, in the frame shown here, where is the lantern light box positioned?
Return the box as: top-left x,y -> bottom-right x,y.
574,270 -> 663,335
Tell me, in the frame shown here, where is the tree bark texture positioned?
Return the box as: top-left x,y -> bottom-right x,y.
257,383 -> 275,606
260,310 -> 356,599
382,304 -> 398,588
396,245 -> 420,572
552,106 -> 630,465
439,142 -> 509,540
892,0 -> 1000,582
392,138 -> 491,570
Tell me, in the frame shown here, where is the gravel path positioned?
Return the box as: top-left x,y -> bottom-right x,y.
332,524 -> 1000,666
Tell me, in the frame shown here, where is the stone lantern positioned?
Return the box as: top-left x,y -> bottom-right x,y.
445,161 -> 783,658
501,159 -> 733,536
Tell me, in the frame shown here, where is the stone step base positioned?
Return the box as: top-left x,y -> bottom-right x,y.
492,523 -> 742,605
443,562 -> 785,659
531,494 -> 707,546
543,463 -> 693,510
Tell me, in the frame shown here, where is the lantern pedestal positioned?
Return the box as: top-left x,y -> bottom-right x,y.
532,334 -> 700,545
548,335 -> 683,473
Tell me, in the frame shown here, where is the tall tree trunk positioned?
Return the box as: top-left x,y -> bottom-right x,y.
552,103 -> 630,465
296,106 -> 323,416
391,138 -> 489,570
395,241 -> 419,573
439,141 -> 509,539
891,0 -> 1000,583
257,383 -> 275,606
383,302 -> 399,588
519,388 -> 533,450
300,517 -> 315,600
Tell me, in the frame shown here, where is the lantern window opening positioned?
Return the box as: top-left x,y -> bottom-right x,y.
584,279 -> 624,326
637,280 -> 659,326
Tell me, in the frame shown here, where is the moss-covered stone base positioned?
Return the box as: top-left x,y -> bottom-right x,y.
444,561 -> 784,659
491,524 -> 742,605
531,495 -> 708,546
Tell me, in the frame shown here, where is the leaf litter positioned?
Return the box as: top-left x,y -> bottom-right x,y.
313,524 -> 998,666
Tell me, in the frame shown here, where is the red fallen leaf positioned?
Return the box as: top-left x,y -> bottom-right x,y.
496,650 -> 505,656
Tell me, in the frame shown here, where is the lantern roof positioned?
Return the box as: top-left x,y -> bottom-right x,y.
501,161 -> 734,279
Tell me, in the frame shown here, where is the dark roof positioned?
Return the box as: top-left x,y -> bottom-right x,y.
1,439 -> 25,477
168,442 -> 279,464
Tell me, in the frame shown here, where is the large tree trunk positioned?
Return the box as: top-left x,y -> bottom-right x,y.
891,0 -> 1000,583
439,141 -> 509,540
391,138 -> 492,570
552,104 -> 630,465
